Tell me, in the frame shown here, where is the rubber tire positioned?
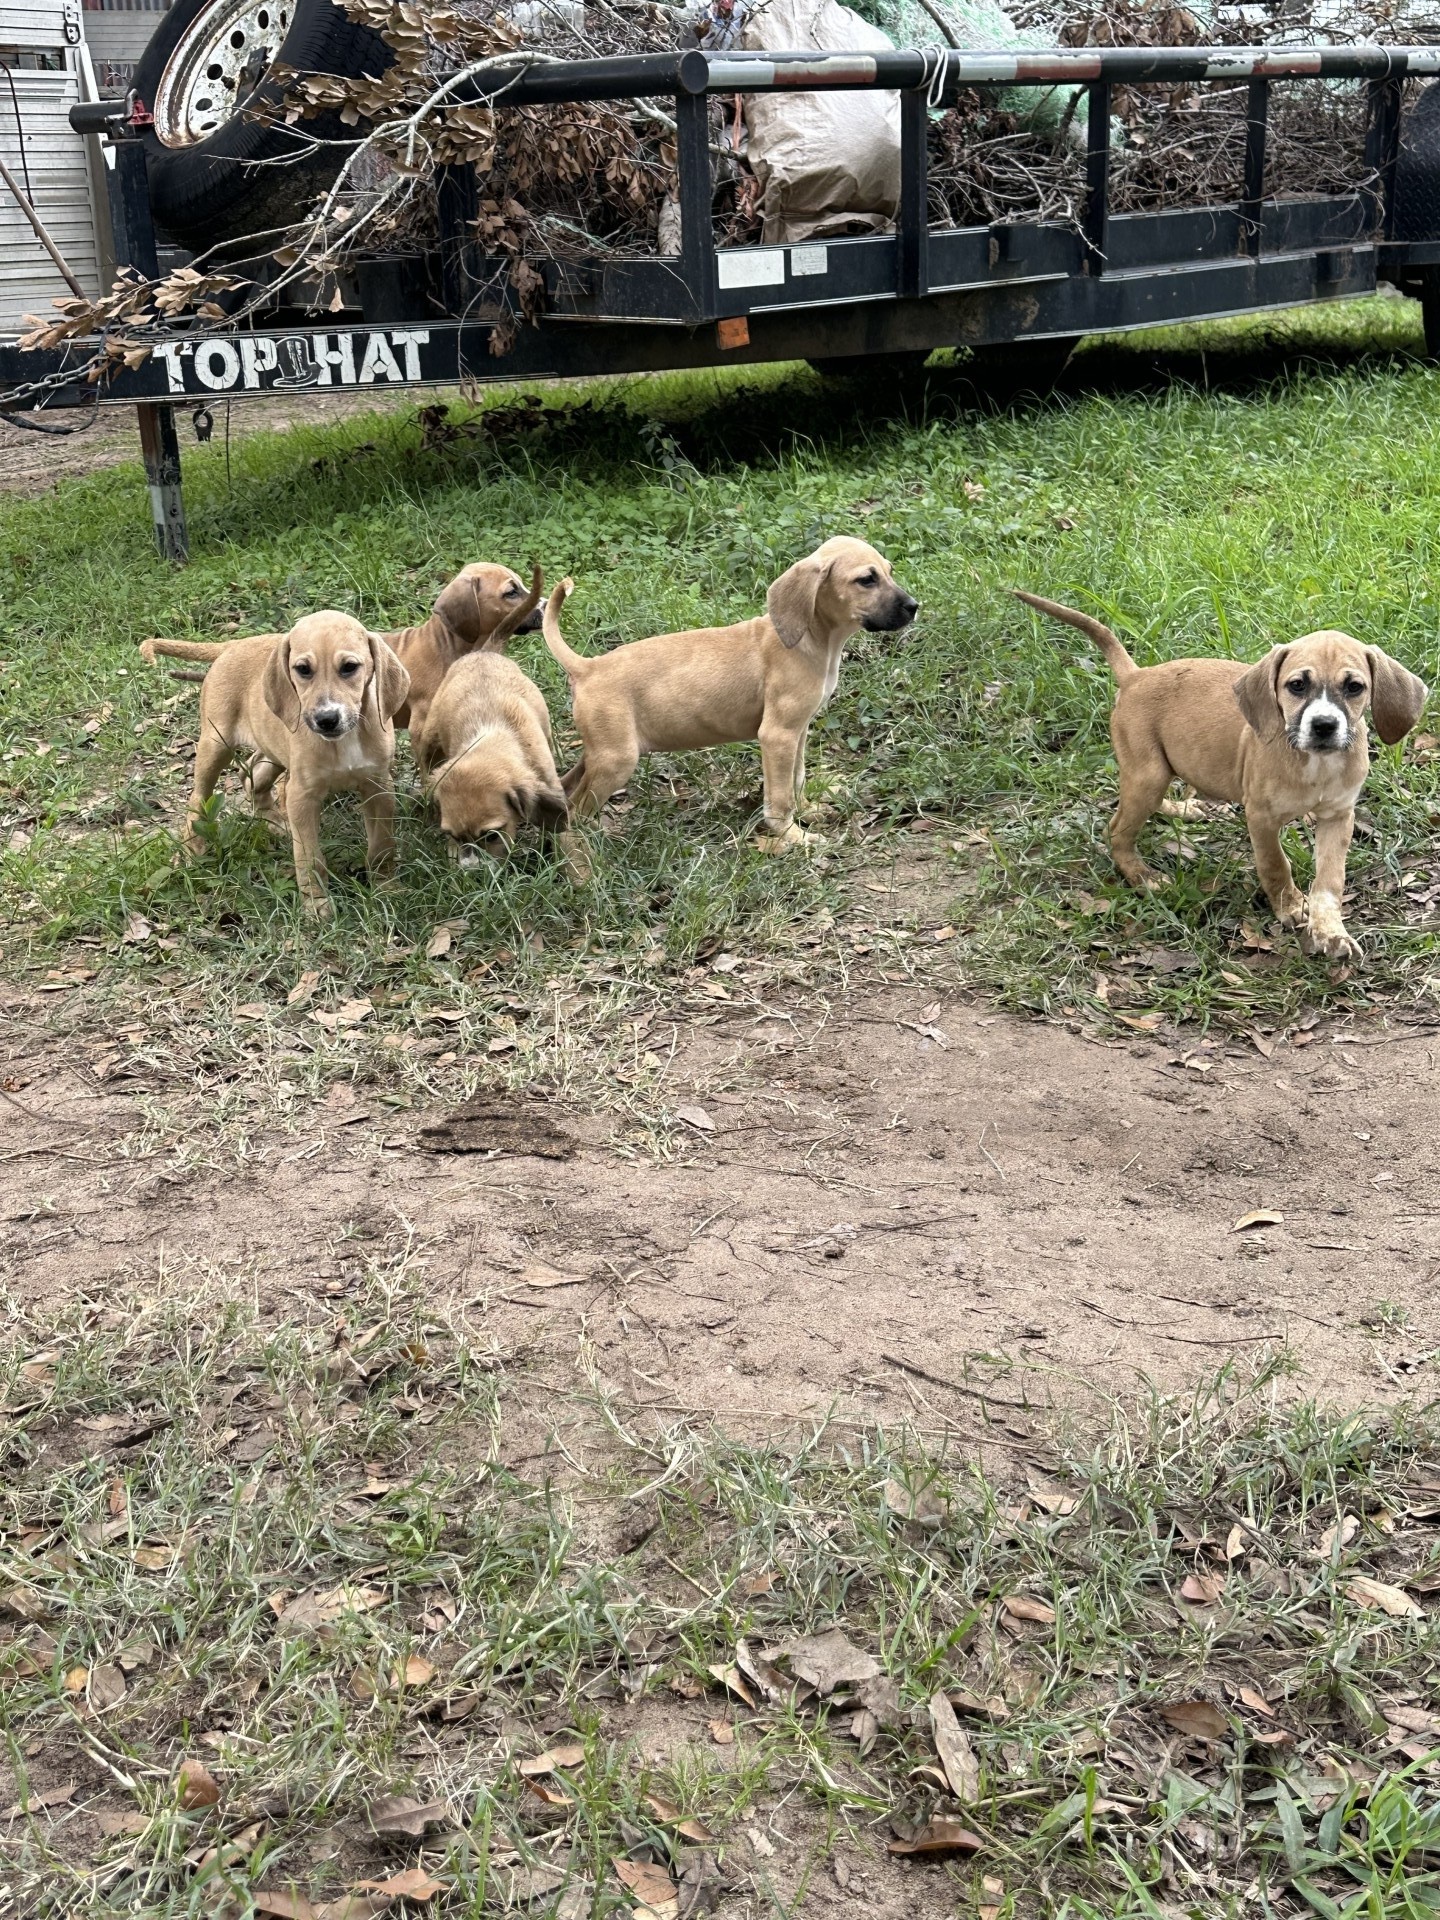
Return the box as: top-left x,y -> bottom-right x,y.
133,0 -> 392,251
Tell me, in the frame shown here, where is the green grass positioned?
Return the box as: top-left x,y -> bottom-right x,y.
3,292 -> 1440,1129
3,1259 -> 1439,1916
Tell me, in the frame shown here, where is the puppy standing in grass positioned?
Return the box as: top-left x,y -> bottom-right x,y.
416,651 -> 568,865
141,613 -> 409,917
541,537 -> 918,848
384,562 -> 544,738
1015,591 -> 1427,960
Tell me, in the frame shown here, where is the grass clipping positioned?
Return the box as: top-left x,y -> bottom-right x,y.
3,1258 -> 1440,1914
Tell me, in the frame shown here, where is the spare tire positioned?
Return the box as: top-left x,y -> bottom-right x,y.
132,0 -> 392,251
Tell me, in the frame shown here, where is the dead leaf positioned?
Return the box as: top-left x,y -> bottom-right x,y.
675,1106 -> 714,1133
63,1666 -> 87,1694
367,1794 -> 448,1838
1237,1684 -> 1275,1718
253,1896 -> 321,1920
275,1584 -> 386,1633
397,1656 -> 434,1689
849,1707 -> 879,1756
524,1778 -> 574,1807
644,1796 -> 714,1844
1180,1571 -> 1225,1605
517,1262 -> 587,1291
707,1663 -> 755,1707
1346,1576 -> 1423,1618
1001,1594 -> 1056,1626
133,1544 -> 174,1571
929,1691 -> 980,1801
1321,1514 -> 1360,1558
1160,1699 -> 1229,1741
96,1809 -> 149,1836
707,1718 -> 734,1745
519,1744 -> 586,1776
352,1869 -> 445,1900
887,1815 -> 985,1856
1232,1209 -> 1282,1233
776,1628 -> 879,1695
107,1478 -> 127,1519
979,1873 -> 1006,1920
89,1663 -> 126,1709
948,1689 -> 1008,1722
1224,1523 -> 1247,1561
7,1780 -> 76,1815
884,1480 -> 949,1525
177,1757 -> 220,1810
614,1860 -> 675,1906
287,970 -> 321,1006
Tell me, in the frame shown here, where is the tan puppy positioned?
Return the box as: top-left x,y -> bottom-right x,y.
541,538 -> 917,847
1016,591 -> 1427,960
386,564 -> 544,737
140,614 -> 409,917
415,652 -> 567,867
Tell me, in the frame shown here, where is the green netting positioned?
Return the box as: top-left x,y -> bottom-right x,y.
844,0 -> 1087,130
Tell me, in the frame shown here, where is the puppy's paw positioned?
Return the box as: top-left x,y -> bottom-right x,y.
302,895 -> 335,922
1273,889 -> 1309,931
559,829 -> 593,886
1118,862 -> 1164,893
758,823 -> 819,855
1302,920 -> 1361,963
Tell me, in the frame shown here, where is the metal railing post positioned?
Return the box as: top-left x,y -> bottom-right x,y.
1365,75 -> 1404,240
898,87 -> 930,299
675,88 -> 717,323
1085,80 -> 1111,274
1240,77 -> 1269,257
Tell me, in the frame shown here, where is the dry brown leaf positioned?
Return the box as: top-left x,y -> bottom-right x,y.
426,927 -> 454,960
1237,1684 -> 1275,1718
517,1263 -> 587,1291
674,1105 -> 714,1132
948,1689 -> 1009,1722
7,1780 -> 76,1815
887,1815 -> 985,1856
850,1707 -> 880,1756
519,1744 -> 586,1776
96,1809 -> 149,1837
1232,1209 -> 1283,1232
89,1663 -> 126,1709
1346,1575 -> 1423,1618
1001,1594 -> 1057,1626
63,1666 -> 87,1694
352,1868 -> 445,1900
367,1794 -> 447,1837
315,1899 -> 392,1920
276,1584 -> 386,1633
613,1858 -> 675,1905
107,1477 -> 127,1519
1160,1699 -> 1229,1741
1224,1522 -> 1247,1561
928,1691 -> 980,1801
253,1894 -> 318,1920
524,1778 -> 574,1807
707,1663 -> 755,1707
978,1872 -> 1006,1920
644,1796 -> 715,1843
776,1628 -> 880,1695
397,1656 -> 434,1689
287,970 -> 322,1007
1321,1514 -> 1360,1558
177,1757 -> 221,1810
133,1545 -> 174,1571
1180,1571 -> 1225,1605
707,1718 -> 734,1745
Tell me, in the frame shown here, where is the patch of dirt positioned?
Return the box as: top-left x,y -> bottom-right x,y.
0,388 -> 438,496
5,989 -> 1438,1423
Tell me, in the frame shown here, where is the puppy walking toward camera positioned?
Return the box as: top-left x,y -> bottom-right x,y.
1015,590 -> 1427,960
385,563 -> 544,738
542,537 -> 917,848
415,652 -> 567,865
140,613 -> 410,917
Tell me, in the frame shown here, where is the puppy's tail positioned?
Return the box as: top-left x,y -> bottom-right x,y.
139,637 -> 230,666
541,577 -> 589,683
485,563 -> 544,656
1013,590 -> 1139,685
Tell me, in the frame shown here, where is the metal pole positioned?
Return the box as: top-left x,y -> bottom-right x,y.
675,89 -> 716,324
1085,80 -> 1111,275
0,154 -> 87,298
1240,77 -> 1268,258
898,88 -> 930,300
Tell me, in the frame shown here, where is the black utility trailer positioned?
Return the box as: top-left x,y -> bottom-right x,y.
6,41 -> 1440,561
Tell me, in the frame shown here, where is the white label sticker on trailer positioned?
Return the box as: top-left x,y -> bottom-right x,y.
717,249 -> 787,290
790,245 -> 828,276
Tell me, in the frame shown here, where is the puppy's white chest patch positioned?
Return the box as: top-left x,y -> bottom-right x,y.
819,653 -> 844,707
329,732 -> 377,776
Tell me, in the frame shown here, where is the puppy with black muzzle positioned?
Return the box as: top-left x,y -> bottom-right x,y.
415,652 -> 568,868
385,563 -> 544,738
1016,591 -> 1427,961
542,537 -> 918,850
141,613 -> 409,917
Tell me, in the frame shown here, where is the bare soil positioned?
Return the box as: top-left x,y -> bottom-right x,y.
5,989 -> 1437,1423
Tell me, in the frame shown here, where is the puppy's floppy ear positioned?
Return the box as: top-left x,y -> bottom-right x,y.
262,635 -> 301,730
432,572 -> 483,645
486,565 -> 544,655
767,553 -> 830,650
1233,646 -> 1288,742
509,783 -> 569,833
1365,647 -> 1428,745
368,632 -> 411,724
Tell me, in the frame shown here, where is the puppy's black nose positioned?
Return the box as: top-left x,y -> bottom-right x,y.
900,596 -> 919,619
311,707 -> 344,736
1310,712 -> 1340,739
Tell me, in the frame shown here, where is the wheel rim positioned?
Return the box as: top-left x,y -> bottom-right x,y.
151,0 -> 292,149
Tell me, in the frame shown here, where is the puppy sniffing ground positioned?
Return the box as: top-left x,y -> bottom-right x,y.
416,651 -> 567,866
1016,590 -> 1427,960
542,537 -> 917,849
